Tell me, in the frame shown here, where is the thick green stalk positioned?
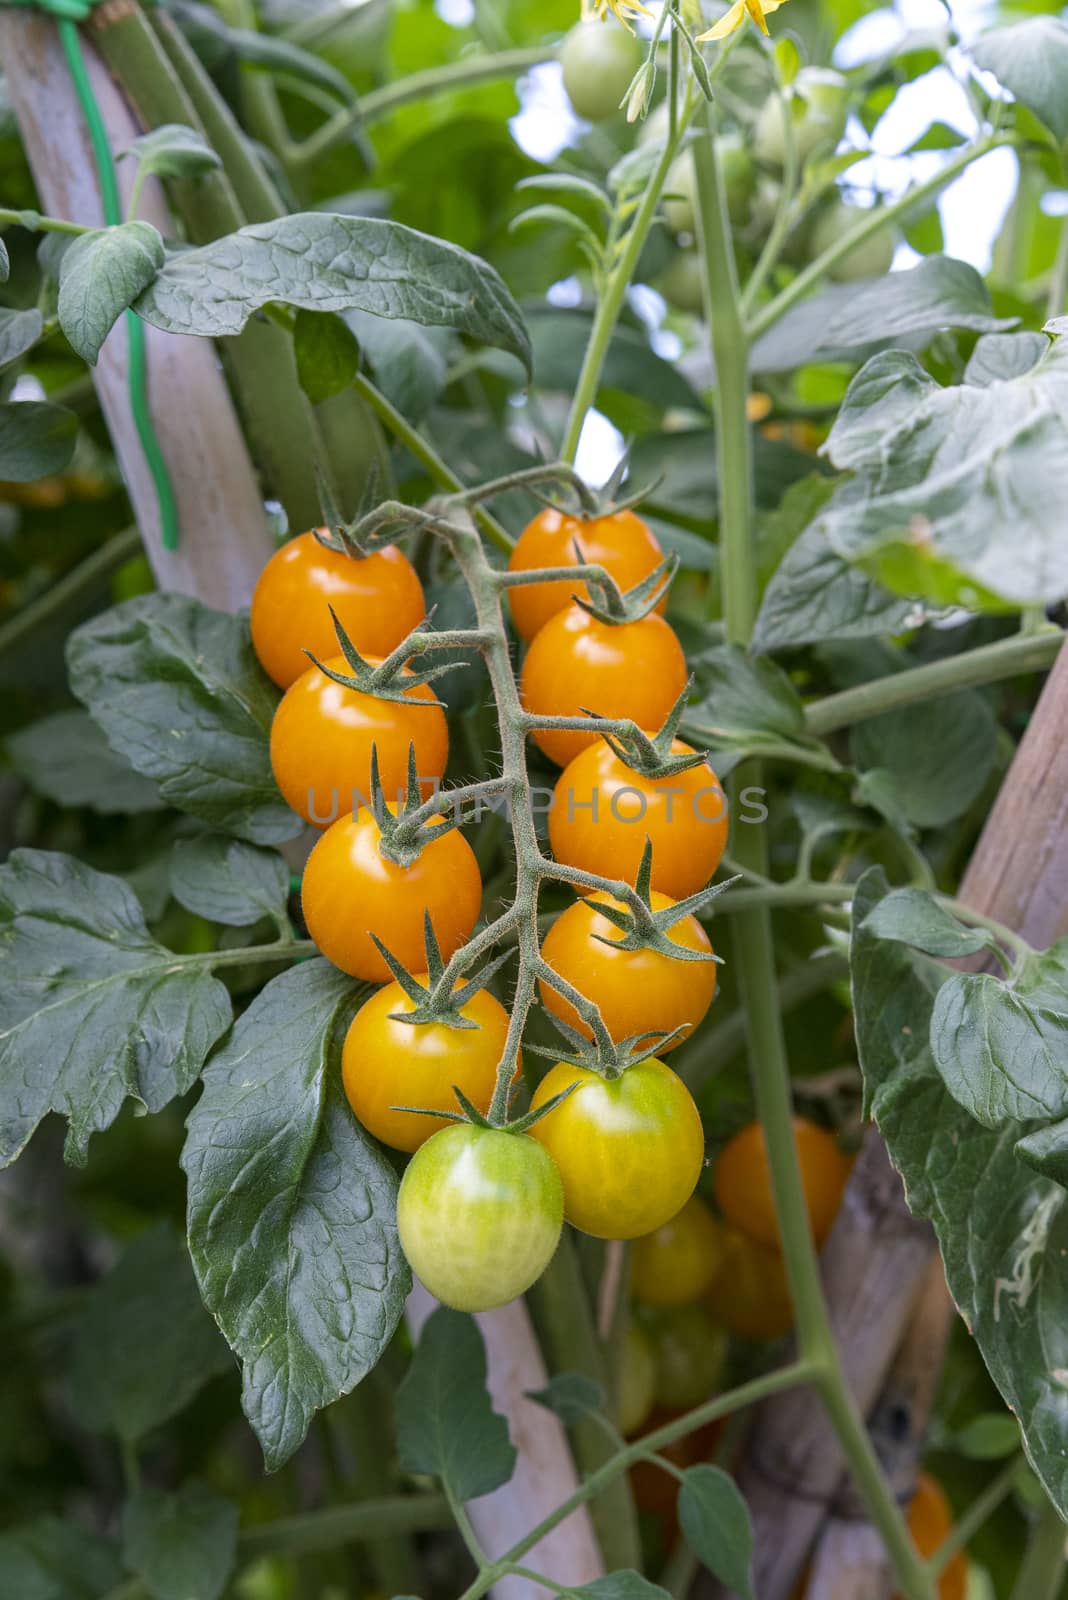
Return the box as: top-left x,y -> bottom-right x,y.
693,108 -> 935,1600
805,630 -> 1064,737
527,1238 -> 642,1570
1009,1500 -> 1067,1600
290,48 -> 554,168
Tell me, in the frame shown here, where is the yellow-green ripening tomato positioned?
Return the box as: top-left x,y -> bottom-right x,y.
560,19 -> 643,122
810,199 -> 896,281
529,1059 -> 705,1239
630,1194 -> 726,1306
618,1322 -> 658,1437
640,1303 -> 728,1410
754,68 -> 849,169
397,1125 -> 564,1312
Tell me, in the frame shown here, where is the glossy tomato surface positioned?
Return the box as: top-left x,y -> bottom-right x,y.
529,1058 -> 704,1238
520,607 -> 687,768
342,981 -> 514,1153
507,507 -> 664,643
250,531 -> 425,689
539,890 -> 716,1054
560,19 -> 643,122
301,807 -> 481,982
270,655 -> 448,827
549,738 -> 728,899
713,1116 -> 853,1252
397,1124 -> 564,1312
631,1194 -> 726,1306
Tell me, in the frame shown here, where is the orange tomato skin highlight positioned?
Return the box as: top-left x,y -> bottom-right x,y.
270,656 -> 448,827
549,738 -> 728,900
520,607 -> 688,768
507,507 -> 665,642
301,808 -> 482,983
250,530 -> 425,689
342,981 -> 515,1153
713,1116 -> 853,1252
901,1473 -> 967,1600
539,891 -> 716,1055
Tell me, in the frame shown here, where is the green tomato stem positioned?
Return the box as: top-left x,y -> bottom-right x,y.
804,629 -> 1064,738
289,48 -> 555,169
694,108 -> 937,1600
927,1454 -> 1023,1577
1009,1497 -> 1068,1600
0,206 -> 89,235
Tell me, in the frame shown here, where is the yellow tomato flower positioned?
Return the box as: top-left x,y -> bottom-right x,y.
696,0 -> 788,39
582,0 -> 653,29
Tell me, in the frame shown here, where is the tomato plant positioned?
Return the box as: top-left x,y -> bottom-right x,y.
1,0 -> 1066,1596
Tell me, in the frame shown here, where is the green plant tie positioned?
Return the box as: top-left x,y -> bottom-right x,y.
5,0 -> 180,549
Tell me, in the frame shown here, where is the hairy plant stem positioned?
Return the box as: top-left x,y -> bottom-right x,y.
804,629 -> 1064,737
693,106 -> 936,1600
289,47 -> 554,168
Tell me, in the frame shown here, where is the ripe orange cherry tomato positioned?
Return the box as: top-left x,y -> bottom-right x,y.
631,1194 -> 726,1306
709,1221 -> 794,1341
548,738 -> 728,900
529,1058 -> 704,1238
270,656 -> 448,827
301,807 -> 482,982
713,1117 -> 853,1253
520,608 -> 687,768
250,530 -> 425,689
342,981 -> 515,1153
539,891 -> 715,1055
902,1474 -> 967,1600
507,507 -> 665,643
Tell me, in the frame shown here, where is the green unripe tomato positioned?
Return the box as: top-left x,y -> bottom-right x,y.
642,1304 -> 728,1410
397,1124 -> 564,1312
810,199 -> 895,281
561,20 -> 643,123
618,1322 -> 657,1437
654,249 -> 705,313
755,67 -> 849,169
662,133 -> 753,235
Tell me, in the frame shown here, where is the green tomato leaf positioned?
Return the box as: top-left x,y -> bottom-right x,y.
750,255 -> 1014,373
58,221 -> 165,366
526,1371 -> 606,1424
119,124 -> 222,181
682,644 -> 830,775
0,399 -> 78,481
529,307 -> 703,417
68,594 -> 299,846
7,709 -> 163,816
121,1483 -> 238,1600
0,1518 -> 122,1600
852,690 -> 998,830
814,339 -> 1068,611
0,237 -> 8,283
293,308 -> 360,404
570,1573 -> 672,1600
396,1308 -> 517,1500
135,213 -> 532,376
183,960 -> 408,1472
861,887 -> 995,959
931,945 -> 1068,1129
971,18 -> 1068,146
68,1225 -> 232,1442
964,331 -> 1049,387
169,834 -> 290,930
953,1413 -> 1021,1460
678,1465 -> 755,1600
0,850 -> 231,1168
344,309 -> 452,421
853,868 -> 1068,1518
0,306 -> 43,369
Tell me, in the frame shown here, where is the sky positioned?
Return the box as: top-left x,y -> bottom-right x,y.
440,0 -> 1035,479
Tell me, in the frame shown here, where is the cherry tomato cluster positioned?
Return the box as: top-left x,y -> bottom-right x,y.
250,506 -> 735,1313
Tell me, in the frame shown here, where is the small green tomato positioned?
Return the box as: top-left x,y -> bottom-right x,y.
655,250 -> 705,313
618,1322 -> 658,1437
754,67 -> 849,169
560,20 -> 643,123
397,1123 -> 564,1312
810,199 -> 896,281
662,134 -> 753,235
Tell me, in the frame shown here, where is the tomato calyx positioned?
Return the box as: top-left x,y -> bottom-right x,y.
392,1076 -> 580,1138
527,1005 -> 685,1082
314,466 -> 438,560
582,839 -> 736,962
305,607 -> 461,708
370,911 -> 514,1031
576,551 -> 678,625
592,679 -> 707,778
